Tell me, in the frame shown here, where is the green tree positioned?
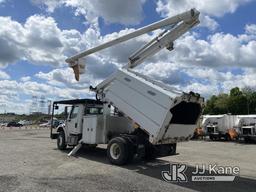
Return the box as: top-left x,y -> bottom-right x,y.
228,87 -> 247,115
242,87 -> 256,114
203,95 -> 217,114
214,93 -> 229,114
203,87 -> 256,115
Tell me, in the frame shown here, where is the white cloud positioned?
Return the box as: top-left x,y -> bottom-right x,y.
156,0 -> 255,31
166,68 -> 256,98
0,78 -> 90,100
32,0 -> 62,12
180,82 -> 220,98
162,30 -> 256,69
35,68 -> 93,89
0,77 -> 96,114
0,17 -> 26,67
200,15 -> 219,31
0,80 -> 19,91
0,70 -> 10,79
20,76 -> 31,82
31,0 -> 146,25
245,24 -> 256,35
156,0 -> 253,18
0,15 -> 86,67
0,99 -> 30,114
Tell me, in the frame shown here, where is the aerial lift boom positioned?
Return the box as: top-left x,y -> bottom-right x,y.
66,8 -> 200,84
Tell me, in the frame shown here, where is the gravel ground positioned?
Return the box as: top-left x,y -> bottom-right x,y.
0,129 -> 255,192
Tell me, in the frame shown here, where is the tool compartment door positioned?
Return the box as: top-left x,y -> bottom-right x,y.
82,115 -> 104,144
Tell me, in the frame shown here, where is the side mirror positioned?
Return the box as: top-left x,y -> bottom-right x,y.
55,105 -> 59,110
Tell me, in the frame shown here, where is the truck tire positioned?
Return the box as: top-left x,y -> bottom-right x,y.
144,143 -> 157,161
244,137 -> 251,143
107,137 -> 130,165
169,143 -> 177,155
225,133 -> 231,141
57,131 -> 67,150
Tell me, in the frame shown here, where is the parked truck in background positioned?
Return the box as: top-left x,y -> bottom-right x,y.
237,115 -> 256,142
51,9 -> 204,165
202,114 -> 238,140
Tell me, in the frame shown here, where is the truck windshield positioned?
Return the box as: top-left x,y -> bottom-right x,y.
85,107 -> 103,115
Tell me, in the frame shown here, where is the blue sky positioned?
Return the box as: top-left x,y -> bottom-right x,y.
0,0 -> 256,114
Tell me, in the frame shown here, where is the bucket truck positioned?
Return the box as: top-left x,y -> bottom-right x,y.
50,8 -> 204,165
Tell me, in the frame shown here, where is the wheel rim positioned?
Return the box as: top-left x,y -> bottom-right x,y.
110,143 -> 121,160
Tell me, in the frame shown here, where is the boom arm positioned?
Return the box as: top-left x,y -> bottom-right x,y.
66,8 -> 200,81
125,17 -> 199,69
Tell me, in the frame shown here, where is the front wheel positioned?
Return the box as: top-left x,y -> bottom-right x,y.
225,133 -> 231,141
107,137 -> 130,165
169,143 -> 177,155
209,135 -> 215,140
57,131 -> 67,150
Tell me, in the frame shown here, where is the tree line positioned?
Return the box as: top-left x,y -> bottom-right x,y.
203,87 -> 256,115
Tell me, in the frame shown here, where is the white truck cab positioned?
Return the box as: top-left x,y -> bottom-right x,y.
206,123 -> 218,136
51,99 -> 133,150
237,115 -> 256,142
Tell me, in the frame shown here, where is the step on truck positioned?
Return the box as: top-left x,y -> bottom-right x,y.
50,8 -> 204,165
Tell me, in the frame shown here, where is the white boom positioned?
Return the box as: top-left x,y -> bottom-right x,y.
66,8 -> 200,81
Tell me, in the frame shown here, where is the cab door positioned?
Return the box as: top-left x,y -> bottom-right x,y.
66,105 -> 83,134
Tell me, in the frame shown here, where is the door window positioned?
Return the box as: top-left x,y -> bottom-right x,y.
70,106 -> 79,119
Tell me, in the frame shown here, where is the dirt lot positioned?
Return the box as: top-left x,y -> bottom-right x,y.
0,129 -> 255,192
